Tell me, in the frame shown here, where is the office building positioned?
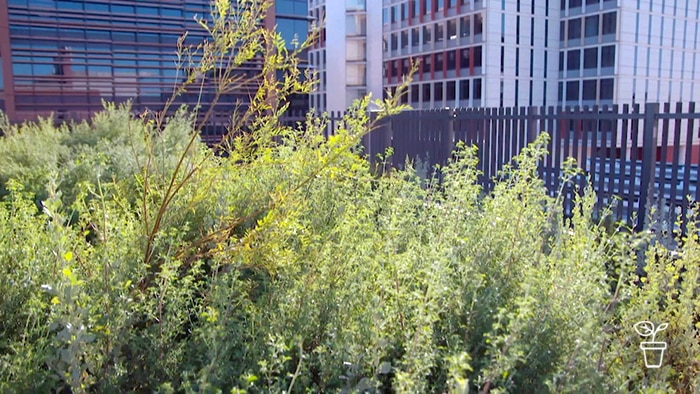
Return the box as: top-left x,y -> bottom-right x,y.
559,0 -> 699,105
308,0 -> 384,114
379,0 -> 700,109
0,0 -> 309,127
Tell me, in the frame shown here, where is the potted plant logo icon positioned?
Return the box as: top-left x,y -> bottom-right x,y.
634,321 -> 668,368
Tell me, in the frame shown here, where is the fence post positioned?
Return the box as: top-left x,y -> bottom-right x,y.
446,109 -> 456,162
637,102 -> 660,231
527,106 -> 539,144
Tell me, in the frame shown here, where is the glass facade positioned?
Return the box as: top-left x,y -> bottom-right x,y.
2,1 -> 219,122
274,0 -> 311,112
0,0 -> 306,128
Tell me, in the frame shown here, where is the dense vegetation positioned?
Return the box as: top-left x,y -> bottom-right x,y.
1,1 -> 699,392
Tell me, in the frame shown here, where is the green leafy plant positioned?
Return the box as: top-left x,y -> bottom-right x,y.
1,1 -> 699,393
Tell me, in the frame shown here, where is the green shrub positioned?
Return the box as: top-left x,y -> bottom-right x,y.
0,1 -> 698,393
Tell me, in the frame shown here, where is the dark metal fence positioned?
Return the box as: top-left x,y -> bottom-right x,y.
362,103 -> 700,232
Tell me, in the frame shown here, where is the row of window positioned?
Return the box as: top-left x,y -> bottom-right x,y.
8,0 -> 205,18
386,14 -> 484,52
385,46 -> 484,82
10,12 -> 189,30
558,78 -> 615,101
387,78 -> 484,104
560,0 -> 616,11
560,12 -> 617,42
10,26 -> 197,45
11,61 -> 180,78
558,45 -> 616,71
384,0 -> 481,24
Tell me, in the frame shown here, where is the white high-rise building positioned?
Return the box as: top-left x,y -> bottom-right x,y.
382,0 -> 561,109
308,0 -> 700,111
308,0 -> 384,114
377,0 -> 700,109
559,0 -> 700,106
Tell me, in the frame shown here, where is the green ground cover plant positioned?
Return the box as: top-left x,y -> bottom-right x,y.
0,1 -> 699,392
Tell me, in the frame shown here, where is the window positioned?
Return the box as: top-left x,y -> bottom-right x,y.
401,30 -> 408,49
412,28 -> 420,46
566,81 -> 579,101
434,82 -> 443,101
569,0 -> 582,8
601,45 -> 615,67
474,46 -> 483,68
346,14 -> 367,35
582,79 -> 597,100
346,64 -> 366,86
600,78 -> 614,99
423,82 -> 432,101
447,50 -> 456,70
423,54 -> 431,72
586,0 -> 599,4
460,79 -> 470,100
112,4 -> 134,13
423,25 -> 432,44
390,5 -> 397,23
460,16 -> 471,37
401,3 -> 407,20
402,58 -> 410,75
411,84 -> 420,102
585,15 -> 599,37
461,47 -> 470,69
391,33 -> 398,50
347,41 -> 366,61
277,0 -> 308,14
568,18 -> 581,40
277,18 -> 308,48
474,14 -> 483,35
435,22 -> 445,42
558,81 -> 564,101
473,78 -> 482,100
436,0 -> 444,11
447,81 -> 456,100
584,47 -> 598,68
560,21 -> 566,41
447,19 -> 457,40
435,52 -> 444,70
567,49 -> 580,70
602,12 -> 616,35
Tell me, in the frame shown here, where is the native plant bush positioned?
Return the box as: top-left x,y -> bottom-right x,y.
1,1 -> 699,393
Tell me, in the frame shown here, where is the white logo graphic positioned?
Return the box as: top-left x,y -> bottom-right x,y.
634,321 -> 668,368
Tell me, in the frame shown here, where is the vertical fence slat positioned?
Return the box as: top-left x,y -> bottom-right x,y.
637,102 -> 659,231
681,102 -> 696,234
658,103 -> 672,225
547,106 -> 557,196
595,105 -> 608,212
670,103 -> 684,226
